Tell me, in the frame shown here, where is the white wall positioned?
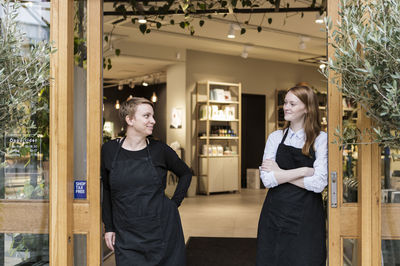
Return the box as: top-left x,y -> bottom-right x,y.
166,62 -> 187,150
185,50 -> 327,166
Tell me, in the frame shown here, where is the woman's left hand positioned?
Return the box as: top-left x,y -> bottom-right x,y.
260,159 -> 281,172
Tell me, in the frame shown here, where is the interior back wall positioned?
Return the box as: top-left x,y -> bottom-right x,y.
185,49 -> 327,166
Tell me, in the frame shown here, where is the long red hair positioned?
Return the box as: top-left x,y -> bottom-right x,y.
283,85 -> 321,156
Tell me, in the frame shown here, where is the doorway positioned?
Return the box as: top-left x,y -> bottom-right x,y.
241,94 -> 266,188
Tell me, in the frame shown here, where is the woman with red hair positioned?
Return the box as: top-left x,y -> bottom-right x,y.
256,85 -> 328,266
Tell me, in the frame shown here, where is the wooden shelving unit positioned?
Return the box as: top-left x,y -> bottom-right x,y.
195,81 -> 241,195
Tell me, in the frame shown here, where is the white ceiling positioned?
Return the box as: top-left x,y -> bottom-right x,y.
103,1 -> 327,82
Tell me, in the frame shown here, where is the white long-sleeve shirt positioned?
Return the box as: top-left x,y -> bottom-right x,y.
260,128 -> 328,193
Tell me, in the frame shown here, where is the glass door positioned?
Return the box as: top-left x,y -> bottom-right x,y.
0,1 -> 51,264
0,0 -> 103,265
327,1 -> 395,265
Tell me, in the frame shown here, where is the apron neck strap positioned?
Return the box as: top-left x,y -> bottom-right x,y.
281,128 -> 289,144
111,137 -> 154,170
111,137 -> 126,170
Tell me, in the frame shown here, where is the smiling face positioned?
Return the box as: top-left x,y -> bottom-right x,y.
126,103 -> 155,137
283,91 -> 307,124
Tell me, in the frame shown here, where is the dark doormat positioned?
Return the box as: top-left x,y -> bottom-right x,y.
186,237 -> 257,266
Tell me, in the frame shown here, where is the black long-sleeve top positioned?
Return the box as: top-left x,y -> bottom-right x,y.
101,138 -> 192,232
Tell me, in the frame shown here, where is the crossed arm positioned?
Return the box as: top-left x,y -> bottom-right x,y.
260,159 -> 314,189
259,130 -> 327,192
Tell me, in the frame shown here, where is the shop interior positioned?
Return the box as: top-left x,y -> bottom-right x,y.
100,1 -> 400,265
101,1 -> 330,264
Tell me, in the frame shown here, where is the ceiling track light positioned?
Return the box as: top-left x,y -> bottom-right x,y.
129,80 -> 135,89
118,82 -> 124,91
115,100 -> 120,110
241,44 -> 253,59
315,13 -> 324,24
142,81 -> 149,87
138,16 -> 147,24
298,36 -> 310,50
151,92 -> 157,103
227,23 -> 240,39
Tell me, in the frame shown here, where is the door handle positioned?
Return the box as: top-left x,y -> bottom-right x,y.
331,171 -> 338,208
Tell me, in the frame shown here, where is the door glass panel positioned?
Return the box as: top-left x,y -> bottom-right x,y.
381,148 -> 400,203
3,233 -> 49,265
0,0 -> 51,264
73,0 -> 87,187
381,148 -> 400,266
343,238 -> 358,266
342,95 -> 359,203
74,234 -> 87,266
382,240 -> 400,265
0,1 -> 51,200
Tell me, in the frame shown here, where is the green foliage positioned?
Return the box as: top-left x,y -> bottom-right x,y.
325,0 -> 400,148
112,0 -> 319,35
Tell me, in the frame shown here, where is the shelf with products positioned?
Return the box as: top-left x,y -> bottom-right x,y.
195,81 -> 241,195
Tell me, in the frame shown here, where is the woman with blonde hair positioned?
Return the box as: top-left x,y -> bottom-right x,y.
256,85 -> 327,265
101,97 -> 192,265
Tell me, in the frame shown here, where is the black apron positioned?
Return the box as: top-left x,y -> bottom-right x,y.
256,129 -> 326,266
109,138 -> 186,266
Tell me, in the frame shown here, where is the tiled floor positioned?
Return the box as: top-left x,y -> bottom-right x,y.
103,189 -> 267,265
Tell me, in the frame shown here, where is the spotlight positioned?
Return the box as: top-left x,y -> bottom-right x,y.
142,81 -> 149,86
115,100 -> 120,110
118,83 -> 124,91
319,63 -> 326,70
298,41 -> 306,50
129,80 -> 135,89
151,92 -> 158,103
227,24 -> 240,39
241,45 -> 253,59
138,16 -> 147,24
298,36 -> 309,50
315,13 -> 324,24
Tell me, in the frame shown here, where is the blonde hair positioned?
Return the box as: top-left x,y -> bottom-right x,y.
119,97 -> 154,127
283,85 -> 321,157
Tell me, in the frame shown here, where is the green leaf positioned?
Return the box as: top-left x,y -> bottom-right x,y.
199,20 -> 205,27
268,18 -> 272,24
257,26 -> 262,32
104,35 -> 109,42
139,24 -> 147,34
115,49 -> 121,56
207,15 -> 212,19
170,19 -> 175,25
221,1 -> 228,7
245,20 -> 249,24
146,29 -> 151,33
241,28 -> 246,35
107,64 -> 112,70
179,21 -> 185,29
156,22 -> 162,29
231,0 -> 238,7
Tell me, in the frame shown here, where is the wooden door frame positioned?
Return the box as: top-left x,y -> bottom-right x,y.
327,0 -> 381,265
50,0 -> 103,265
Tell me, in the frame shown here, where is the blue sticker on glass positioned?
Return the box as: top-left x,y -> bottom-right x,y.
74,180 -> 87,199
